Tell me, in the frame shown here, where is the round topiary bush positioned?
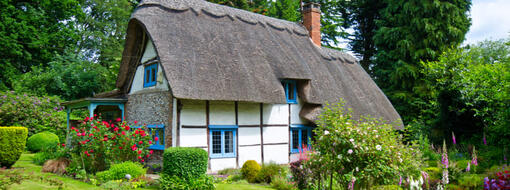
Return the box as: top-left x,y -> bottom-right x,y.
241,160 -> 261,183
27,131 -> 60,152
96,161 -> 146,182
163,147 -> 208,180
0,127 -> 28,168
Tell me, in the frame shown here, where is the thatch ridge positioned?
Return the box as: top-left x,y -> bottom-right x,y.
117,0 -> 403,127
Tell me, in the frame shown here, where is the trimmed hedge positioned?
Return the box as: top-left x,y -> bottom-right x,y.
0,127 -> 28,168
96,161 -> 146,182
163,147 -> 208,180
27,131 -> 60,152
241,160 -> 261,183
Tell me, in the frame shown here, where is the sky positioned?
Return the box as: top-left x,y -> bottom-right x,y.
464,0 -> 510,45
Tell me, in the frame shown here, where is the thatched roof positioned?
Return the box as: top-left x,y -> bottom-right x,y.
116,0 -> 403,127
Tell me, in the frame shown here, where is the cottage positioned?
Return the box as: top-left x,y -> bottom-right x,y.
63,0 -> 402,171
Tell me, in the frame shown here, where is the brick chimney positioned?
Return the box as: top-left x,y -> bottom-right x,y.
302,3 -> 321,47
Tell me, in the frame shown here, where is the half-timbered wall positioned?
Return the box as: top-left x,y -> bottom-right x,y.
177,98 -> 309,171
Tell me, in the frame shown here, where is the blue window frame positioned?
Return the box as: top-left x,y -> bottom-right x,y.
143,64 -> 158,87
290,125 -> 312,153
209,125 -> 237,158
132,124 -> 165,150
282,80 -> 297,104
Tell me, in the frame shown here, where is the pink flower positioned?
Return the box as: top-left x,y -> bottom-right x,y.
149,140 -> 153,144
89,134 -> 93,137
119,146 -> 123,150
141,159 -> 144,162
466,162 -> 471,172
103,137 -> 108,141
138,150 -> 142,154
121,131 -> 126,135
139,141 -> 143,144
452,132 -> 456,145
150,150 -> 154,154
134,120 -> 138,124
138,156 -> 142,159
124,126 -> 130,131
61,144 -> 66,147
114,127 -> 119,132
116,118 -> 121,122
155,137 -> 159,141
132,146 -> 137,151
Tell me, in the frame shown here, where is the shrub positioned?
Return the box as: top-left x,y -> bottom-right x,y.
27,131 -> 60,152
163,147 -> 208,180
256,162 -> 287,183
218,168 -> 240,175
372,185 -> 403,190
241,160 -> 261,183
458,174 -> 483,189
308,101 -> 423,188
0,92 -> 66,139
96,161 -> 146,183
32,143 -> 69,165
424,167 -> 441,181
0,127 -> 28,168
289,159 -> 310,189
271,175 -> 297,190
159,174 -> 214,190
68,117 -> 154,173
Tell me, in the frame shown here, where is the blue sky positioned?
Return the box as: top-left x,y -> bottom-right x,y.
465,0 -> 510,45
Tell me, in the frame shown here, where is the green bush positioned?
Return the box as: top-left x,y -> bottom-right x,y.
0,127 -> 28,168
217,168 -> 240,175
256,162 -> 287,183
32,144 -> 69,166
241,160 -> 261,183
163,147 -> 208,180
27,131 -> 60,152
271,175 -> 297,190
0,92 -> 66,139
159,174 -> 214,190
457,174 -> 483,189
424,167 -> 441,181
372,185 -> 403,190
96,162 -> 146,183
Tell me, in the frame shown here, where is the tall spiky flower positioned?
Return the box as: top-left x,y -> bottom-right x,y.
442,140 -> 449,168
472,146 -> 478,166
483,132 -> 487,145
452,132 -> 456,144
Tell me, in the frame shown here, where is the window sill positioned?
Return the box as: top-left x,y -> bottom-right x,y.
209,155 -> 236,159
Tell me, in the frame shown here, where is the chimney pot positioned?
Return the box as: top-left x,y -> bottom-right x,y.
302,2 -> 321,47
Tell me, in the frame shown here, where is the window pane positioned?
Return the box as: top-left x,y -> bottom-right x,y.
292,130 -> 299,150
151,67 -> 156,82
224,131 -> 233,153
301,130 -> 308,149
288,82 -> 295,100
146,69 -> 150,83
212,131 -> 221,154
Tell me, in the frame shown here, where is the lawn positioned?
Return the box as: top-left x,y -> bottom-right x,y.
5,153 -> 274,190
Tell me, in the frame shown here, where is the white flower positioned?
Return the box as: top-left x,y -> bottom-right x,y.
349,138 -> 354,142
347,149 -> 353,154
376,145 -> 382,151
356,167 -> 359,172
324,130 -> 330,135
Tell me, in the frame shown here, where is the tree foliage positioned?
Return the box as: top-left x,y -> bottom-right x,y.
373,0 -> 472,123
423,39 -> 510,146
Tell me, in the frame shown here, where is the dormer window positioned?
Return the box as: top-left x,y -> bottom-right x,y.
144,63 -> 158,87
282,80 -> 297,104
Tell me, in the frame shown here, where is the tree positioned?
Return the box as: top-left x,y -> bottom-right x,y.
336,0 -> 384,74
373,0 -> 471,124
0,0 -> 82,90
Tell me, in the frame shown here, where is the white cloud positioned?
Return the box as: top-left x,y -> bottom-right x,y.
465,0 -> 510,45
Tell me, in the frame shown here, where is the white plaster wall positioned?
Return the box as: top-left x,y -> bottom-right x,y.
210,158 -> 237,171
180,128 -> 208,147
263,144 -> 289,164
290,98 -> 308,125
239,146 -> 262,166
238,102 -> 259,125
140,39 -> 157,63
209,101 -> 235,125
180,100 -> 206,126
262,104 -> 289,125
180,100 -> 207,147
263,127 -> 289,144
129,63 -> 169,94
172,98 -> 177,147
238,128 -> 261,145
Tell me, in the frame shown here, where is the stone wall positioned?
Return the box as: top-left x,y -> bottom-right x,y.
125,90 -> 173,164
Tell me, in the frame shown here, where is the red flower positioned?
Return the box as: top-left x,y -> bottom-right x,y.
149,140 -> 153,144
61,144 -> 66,147
93,126 -> 98,130
146,154 -> 150,158
138,150 -> 142,154
141,159 -> 144,162
124,126 -> 130,131
89,134 -> 93,137
155,137 -> 159,141
132,146 -> 137,151
114,127 -> 119,132
138,156 -> 142,159
94,114 -> 97,117
135,130 -> 139,134
116,118 -> 121,122
84,151 -> 88,154
71,126 -> 76,130
150,150 -> 154,154
89,150 -> 94,153
134,120 -> 138,124
103,137 -> 108,141
141,133 -> 146,137
139,141 -> 143,144
119,146 -> 123,150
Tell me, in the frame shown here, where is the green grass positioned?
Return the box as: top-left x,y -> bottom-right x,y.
215,183 -> 274,190
9,153 -> 101,190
